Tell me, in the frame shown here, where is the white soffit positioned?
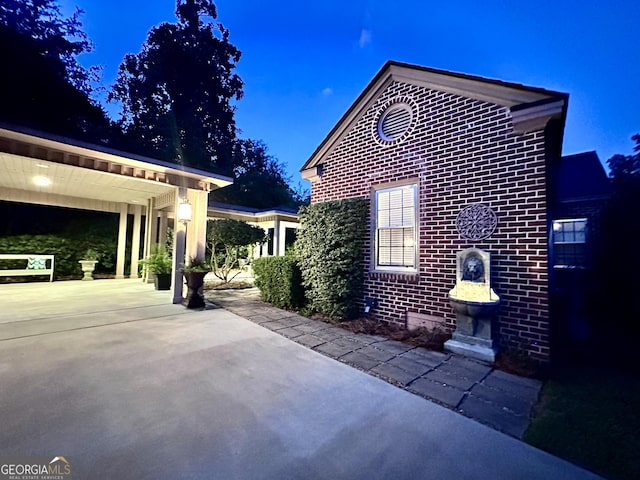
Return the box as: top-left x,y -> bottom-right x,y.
0,125 -> 234,209
0,152 -> 174,205
0,126 -> 233,190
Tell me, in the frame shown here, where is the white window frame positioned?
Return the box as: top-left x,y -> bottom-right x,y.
373,182 -> 418,272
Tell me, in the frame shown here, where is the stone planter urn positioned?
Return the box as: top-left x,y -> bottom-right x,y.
78,260 -> 98,281
183,271 -> 207,309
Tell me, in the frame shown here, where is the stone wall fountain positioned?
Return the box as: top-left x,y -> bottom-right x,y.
444,248 -> 500,363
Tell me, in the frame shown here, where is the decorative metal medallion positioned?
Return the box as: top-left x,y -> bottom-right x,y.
456,203 -> 497,241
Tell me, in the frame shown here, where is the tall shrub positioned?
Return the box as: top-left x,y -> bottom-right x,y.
253,256 -> 305,310
296,198 -> 368,320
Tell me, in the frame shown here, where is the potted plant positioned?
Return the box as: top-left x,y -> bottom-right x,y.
181,257 -> 209,308
79,248 -> 99,281
140,245 -> 172,290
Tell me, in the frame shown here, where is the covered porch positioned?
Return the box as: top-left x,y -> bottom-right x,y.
208,201 -> 299,259
0,124 -> 232,303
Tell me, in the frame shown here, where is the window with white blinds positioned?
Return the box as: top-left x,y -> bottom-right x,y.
375,184 -> 417,269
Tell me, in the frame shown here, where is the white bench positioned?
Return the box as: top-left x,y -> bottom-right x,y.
0,254 -> 55,282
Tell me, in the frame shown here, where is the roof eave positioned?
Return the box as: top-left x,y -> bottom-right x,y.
510,98 -> 567,135
208,206 -> 299,221
0,123 -> 233,189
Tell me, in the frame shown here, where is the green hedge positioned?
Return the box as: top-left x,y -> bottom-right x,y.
296,198 -> 368,320
253,256 -> 305,310
0,233 -> 117,279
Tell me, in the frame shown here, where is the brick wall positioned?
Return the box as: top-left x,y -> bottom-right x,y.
310,81 -> 554,362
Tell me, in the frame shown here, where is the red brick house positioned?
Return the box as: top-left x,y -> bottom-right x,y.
301,61 -> 569,363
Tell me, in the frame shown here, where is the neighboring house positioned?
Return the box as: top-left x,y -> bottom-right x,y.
301,61 -> 570,363
550,151 -> 612,346
208,201 -> 299,259
551,151 -> 612,270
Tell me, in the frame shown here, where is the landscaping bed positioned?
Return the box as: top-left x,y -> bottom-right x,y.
320,316 -> 451,352
204,279 -> 253,290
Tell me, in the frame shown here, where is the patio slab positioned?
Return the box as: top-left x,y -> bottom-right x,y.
0,281 -> 601,479
210,288 -> 545,440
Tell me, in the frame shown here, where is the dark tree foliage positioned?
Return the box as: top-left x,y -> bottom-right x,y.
210,139 -> 305,209
588,134 -> 640,345
0,0 -> 99,95
109,0 -> 243,175
0,1 -> 112,141
207,218 -> 265,250
608,134 -> 640,184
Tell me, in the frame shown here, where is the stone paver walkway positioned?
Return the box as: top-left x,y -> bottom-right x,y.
207,288 -> 542,439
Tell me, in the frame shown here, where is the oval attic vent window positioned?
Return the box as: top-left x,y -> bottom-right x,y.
378,103 -> 412,142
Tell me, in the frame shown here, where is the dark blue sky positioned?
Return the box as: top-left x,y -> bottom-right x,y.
61,0 -> 639,181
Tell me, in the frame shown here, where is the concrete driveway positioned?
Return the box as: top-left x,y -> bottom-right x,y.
0,280 -> 600,479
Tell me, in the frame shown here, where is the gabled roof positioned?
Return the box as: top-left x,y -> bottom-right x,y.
301,60 -> 568,173
557,151 -> 612,201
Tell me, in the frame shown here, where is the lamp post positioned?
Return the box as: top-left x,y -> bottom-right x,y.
177,196 -> 206,308
177,199 -> 192,225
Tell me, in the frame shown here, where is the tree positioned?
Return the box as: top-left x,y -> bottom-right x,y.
109,0 -> 243,175
0,1 -> 112,141
0,0 -> 99,95
608,134 -> 640,186
210,139 -> 306,209
588,134 -> 640,345
207,219 -> 265,283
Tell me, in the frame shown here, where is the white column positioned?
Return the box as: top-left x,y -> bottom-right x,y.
149,211 -> 159,251
115,203 -> 128,279
278,221 -> 299,257
278,220 -> 288,257
143,199 -> 158,283
159,211 -> 168,248
171,188 -> 187,304
273,219 -> 281,256
186,189 -> 208,261
130,204 -> 142,279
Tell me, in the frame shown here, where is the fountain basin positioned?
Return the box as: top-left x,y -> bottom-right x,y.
449,296 -> 499,338
444,248 -> 501,363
